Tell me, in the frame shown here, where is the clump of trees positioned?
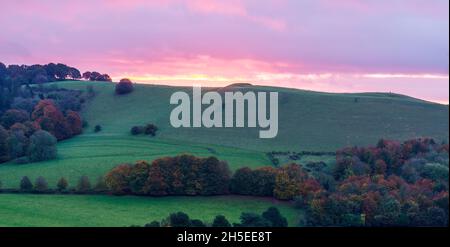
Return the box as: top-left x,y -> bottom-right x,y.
130,123 -> 158,136
82,71 -> 112,82
0,62 -> 93,165
1,62 -> 82,111
300,138 -> 449,227
105,155 -> 231,196
115,78 -> 134,95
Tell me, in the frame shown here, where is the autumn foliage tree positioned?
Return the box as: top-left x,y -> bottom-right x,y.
31,99 -> 82,140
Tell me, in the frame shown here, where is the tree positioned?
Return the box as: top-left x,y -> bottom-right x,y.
77,175 -> 91,192
168,212 -> 191,227
0,125 -> 10,162
34,176 -> 48,192
82,71 -> 92,80
212,215 -> 231,227
20,176 -> 33,191
105,164 -> 132,194
1,109 -> 29,128
115,79 -> 134,95
28,130 -> 57,162
274,164 -> 307,200
7,129 -> 28,159
57,177 -> 69,191
65,110 -> 82,135
32,99 -> 72,140
262,207 -> 288,227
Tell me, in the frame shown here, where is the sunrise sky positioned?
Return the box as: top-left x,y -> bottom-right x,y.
0,0 -> 448,103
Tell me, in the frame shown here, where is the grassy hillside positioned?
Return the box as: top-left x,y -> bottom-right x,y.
60,80 -> 449,152
0,80 -> 448,189
0,194 -> 299,227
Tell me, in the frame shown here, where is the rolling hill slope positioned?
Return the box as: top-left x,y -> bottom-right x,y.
0,80 -> 448,189
64,80 -> 449,152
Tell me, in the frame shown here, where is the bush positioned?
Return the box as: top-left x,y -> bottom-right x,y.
28,130 -> 57,162
115,79 -> 134,95
20,176 -> 33,191
262,207 -> 288,227
34,176 -> 48,192
94,125 -> 102,133
168,212 -> 191,227
0,125 -> 9,163
130,126 -> 144,135
212,215 -> 231,227
144,124 -> 158,136
77,175 -> 91,192
57,177 -> 69,191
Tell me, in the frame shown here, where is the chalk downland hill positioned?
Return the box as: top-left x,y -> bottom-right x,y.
0,80 -> 448,189
65,80 -> 449,152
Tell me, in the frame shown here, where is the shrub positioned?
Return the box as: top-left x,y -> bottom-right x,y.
115,79 -> 134,95
28,130 -> 57,162
77,175 -> 91,192
0,125 -> 10,162
144,124 -> 158,136
262,207 -> 288,227
20,176 -> 33,191
212,215 -> 231,227
57,177 -> 69,191
130,126 -> 144,135
168,212 -> 191,227
34,176 -> 48,192
94,125 -> 102,133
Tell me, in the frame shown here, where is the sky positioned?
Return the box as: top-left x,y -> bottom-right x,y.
0,0 -> 448,104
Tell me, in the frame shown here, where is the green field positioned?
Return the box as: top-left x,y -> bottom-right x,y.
0,194 -> 299,227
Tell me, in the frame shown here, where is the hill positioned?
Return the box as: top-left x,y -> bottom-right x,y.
0,80 -> 448,189
61,80 -> 449,152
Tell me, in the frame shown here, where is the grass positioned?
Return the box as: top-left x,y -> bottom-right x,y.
0,135 -> 269,189
58,80 -> 449,152
0,194 -> 300,227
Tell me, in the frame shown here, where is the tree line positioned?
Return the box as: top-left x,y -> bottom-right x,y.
0,62 -> 110,112
141,207 -> 288,227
